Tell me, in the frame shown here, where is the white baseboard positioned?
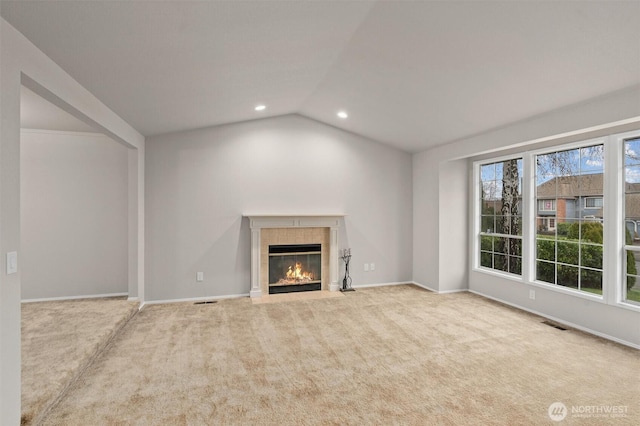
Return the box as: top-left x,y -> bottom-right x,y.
411,281 -> 468,294
350,281 -> 467,294
141,293 -> 249,308
469,289 -> 640,350
410,281 -> 437,292
22,292 -> 128,303
352,281 -> 414,289
436,288 -> 468,294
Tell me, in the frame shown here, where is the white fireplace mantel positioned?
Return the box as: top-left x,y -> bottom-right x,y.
245,215 -> 345,298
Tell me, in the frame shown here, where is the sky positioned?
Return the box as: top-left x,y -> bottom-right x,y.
480,138 -> 640,198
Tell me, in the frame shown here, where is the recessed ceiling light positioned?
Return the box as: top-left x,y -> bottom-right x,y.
337,111 -> 348,119
255,105 -> 266,111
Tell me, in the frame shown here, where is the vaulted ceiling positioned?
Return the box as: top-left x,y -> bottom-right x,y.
3,1 -> 639,153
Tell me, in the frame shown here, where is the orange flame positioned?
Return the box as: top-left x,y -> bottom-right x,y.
285,262 -> 313,282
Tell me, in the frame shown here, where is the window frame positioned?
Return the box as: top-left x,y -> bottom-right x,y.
475,155 -> 524,278
617,129 -> 640,308
532,139 -> 606,296
473,133 -> 640,313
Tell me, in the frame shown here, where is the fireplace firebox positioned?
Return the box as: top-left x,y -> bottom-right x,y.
268,244 -> 321,294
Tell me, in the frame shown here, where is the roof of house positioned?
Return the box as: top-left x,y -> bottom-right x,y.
534,173 -> 640,218
536,173 -> 604,198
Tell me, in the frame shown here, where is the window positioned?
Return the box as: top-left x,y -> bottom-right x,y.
475,130 -> 640,311
547,218 -> 556,230
623,137 -> 640,305
479,158 -> 523,275
538,199 -> 556,211
535,144 -> 604,295
584,197 -> 603,208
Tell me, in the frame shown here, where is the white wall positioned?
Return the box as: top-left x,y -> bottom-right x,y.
20,130 -> 128,300
413,157 -> 469,293
413,85 -> 640,347
438,159 -> 468,292
145,114 -> 413,301
1,18 -> 144,424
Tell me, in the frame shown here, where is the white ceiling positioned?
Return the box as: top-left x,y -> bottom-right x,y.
3,1 -> 640,153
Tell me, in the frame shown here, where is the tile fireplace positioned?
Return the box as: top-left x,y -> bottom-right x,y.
245,215 -> 343,297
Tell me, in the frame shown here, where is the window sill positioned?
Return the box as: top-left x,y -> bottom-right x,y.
529,280 -> 605,303
615,300 -> 640,313
473,266 -> 523,283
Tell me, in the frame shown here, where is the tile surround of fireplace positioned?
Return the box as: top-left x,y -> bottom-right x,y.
246,215 -> 343,298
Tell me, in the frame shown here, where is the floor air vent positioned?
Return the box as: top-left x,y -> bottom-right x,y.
194,301 -> 218,305
542,320 -> 567,331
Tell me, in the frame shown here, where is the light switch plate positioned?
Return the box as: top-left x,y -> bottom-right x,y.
196,272 -> 204,282
370,263 -> 375,271
7,251 -> 17,275
364,263 -> 369,272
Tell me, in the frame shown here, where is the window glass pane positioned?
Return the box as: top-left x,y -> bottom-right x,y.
623,139 -> 640,304
481,163 -> 496,181
496,237 -> 509,255
495,162 -> 503,180
494,254 -> 508,272
511,238 -> 522,257
536,152 -> 557,182
580,145 -> 604,174
580,243 -> 603,269
624,141 -> 640,250
481,216 -> 495,233
537,216 -> 557,234
480,235 -> 493,251
535,143 -> 604,295
625,250 -> 640,305
536,261 -> 555,284
581,269 -> 602,295
624,139 -> 640,166
557,265 -> 579,289
480,252 -> 492,268
625,275 -> 640,305
536,238 -> 555,261
557,241 -> 579,266
477,158 -> 522,276
509,256 -> 522,275
557,220 -> 570,237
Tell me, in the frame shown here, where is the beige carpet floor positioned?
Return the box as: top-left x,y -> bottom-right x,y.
21,297 -> 139,425
31,285 -> 639,425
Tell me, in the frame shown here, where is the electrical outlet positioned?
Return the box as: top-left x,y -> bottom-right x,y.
6,251 -> 17,275
196,272 -> 204,282
370,263 -> 375,271
364,263 -> 369,272
529,289 -> 535,300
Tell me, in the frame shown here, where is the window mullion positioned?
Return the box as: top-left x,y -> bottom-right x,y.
521,151 -> 534,283
603,135 -> 620,304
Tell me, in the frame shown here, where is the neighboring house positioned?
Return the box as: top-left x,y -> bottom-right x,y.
536,173 -> 604,231
536,173 -> 640,239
